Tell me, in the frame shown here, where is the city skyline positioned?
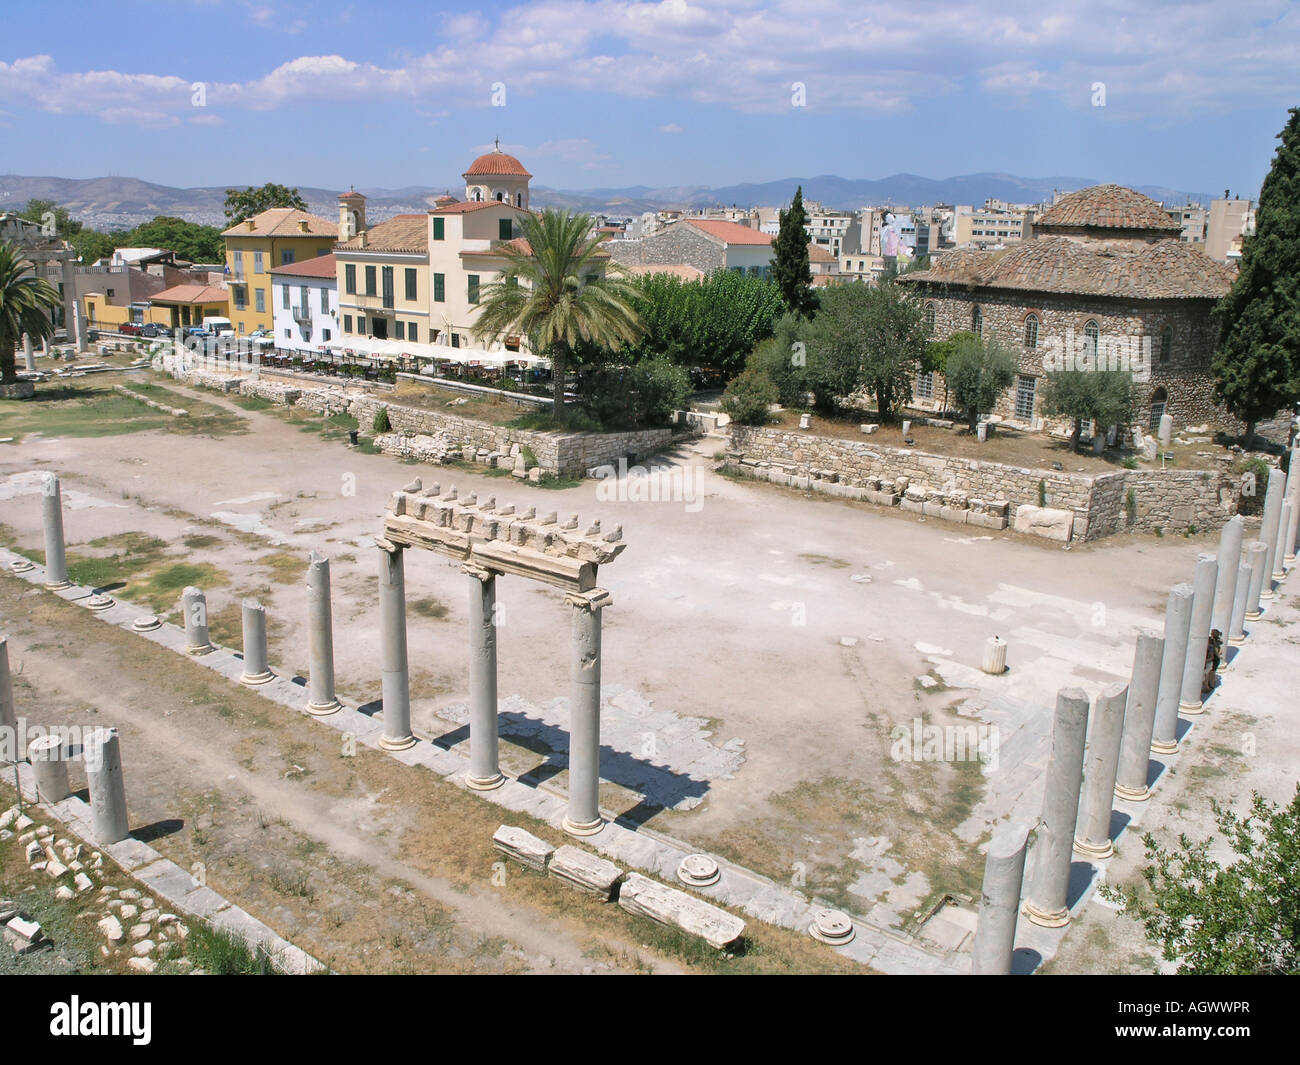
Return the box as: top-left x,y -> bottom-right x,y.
1,0 -> 1296,199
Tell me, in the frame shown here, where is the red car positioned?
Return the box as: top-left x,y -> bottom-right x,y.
118,322 -> 143,336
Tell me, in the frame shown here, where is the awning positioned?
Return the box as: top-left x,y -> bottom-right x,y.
325,336 -> 548,368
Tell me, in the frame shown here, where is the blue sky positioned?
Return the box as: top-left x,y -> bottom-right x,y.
0,0 -> 1295,197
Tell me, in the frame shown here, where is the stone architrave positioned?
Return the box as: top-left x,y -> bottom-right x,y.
1023,688 -> 1089,928
1151,584 -> 1194,755
377,542 -> 415,751
1259,469 -> 1285,599
1178,553 -> 1217,712
971,822 -> 1032,975
85,727 -> 129,844
1209,516 -> 1244,639
1114,633 -> 1165,801
305,552 -> 341,715
239,599 -> 273,684
464,563 -> 503,788
40,474 -> 70,589
563,589 -> 611,836
1244,540 -> 1270,620
1074,682 -> 1129,858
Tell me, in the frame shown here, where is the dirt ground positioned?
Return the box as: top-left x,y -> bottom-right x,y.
1,366 -> 1283,971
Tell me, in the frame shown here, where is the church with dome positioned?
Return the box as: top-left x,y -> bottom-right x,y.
901,184 -> 1247,436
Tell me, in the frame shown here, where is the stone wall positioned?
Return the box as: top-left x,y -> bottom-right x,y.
726,423 -> 1239,542
168,360 -> 684,478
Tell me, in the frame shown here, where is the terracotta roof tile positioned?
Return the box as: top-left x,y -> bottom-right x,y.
1035,184 -> 1181,233
150,283 -> 229,304
335,215 -> 428,253
685,218 -> 773,246
271,253 -> 336,279
464,151 -> 532,178
221,207 -> 336,238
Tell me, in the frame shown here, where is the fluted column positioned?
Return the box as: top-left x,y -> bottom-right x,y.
465,564 -> 503,789
563,589 -> 611,836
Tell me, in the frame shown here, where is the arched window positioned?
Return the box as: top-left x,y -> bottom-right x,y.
972,305 -> 983,335
471,188 -> 483,202
495,191 -> 504,202
1149,387 -> 1168,431
924,302 -> 936,333
516,192 -> 523,207
1160,325 -> 1173,363
1084,319 -> 1100,360
1024,313 -> 1039,349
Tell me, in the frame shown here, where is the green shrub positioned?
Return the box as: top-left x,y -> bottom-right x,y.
1237,456 -> 1271,516
721,368 -> 778,426
373,407 -> 391,434
578,357 -> 691,430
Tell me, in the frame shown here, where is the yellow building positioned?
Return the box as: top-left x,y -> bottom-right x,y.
147,284 -> 230,328
223,208 -> 338,334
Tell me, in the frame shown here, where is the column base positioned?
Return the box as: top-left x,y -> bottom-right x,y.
240,670 -> 274,686
1245,609 -> 1262,620
1228,635 -> 1246,646
1260,590 -> 1275,600
1022,901 -> 1070,929
1271,572 -> 1286,583
1114,782 -> 1151,802
466,771 -> 505,791
306,699 -> 341,716
1073,836 -> 1114,860
1150,738 -> 1179,755
44,580 -> 72,591
562,815 -> 605,837
1286,554 -> 1297,565
1178,698 -> 1204,713
381,733 -> 417,752
186,643 -> 214,656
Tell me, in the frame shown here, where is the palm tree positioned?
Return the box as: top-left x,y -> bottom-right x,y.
0,240 -> 61,387
471,209 -> 643,419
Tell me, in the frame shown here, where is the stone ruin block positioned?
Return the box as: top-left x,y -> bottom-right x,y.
940,506 -> 969,524
492,826 -> 553,872
617,873 -> 745,950
548,845 -> 623,899
1013,504 -> 1075,542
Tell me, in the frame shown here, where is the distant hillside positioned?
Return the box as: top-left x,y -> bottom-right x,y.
0,172 -> 1217,231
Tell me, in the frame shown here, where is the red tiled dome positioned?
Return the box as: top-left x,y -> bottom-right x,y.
1035,184 -> 1180,233
464,151 -> 532,179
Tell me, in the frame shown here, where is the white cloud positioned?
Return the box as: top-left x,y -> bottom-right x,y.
0,1 -> 1294,129
659,122 -> 683,133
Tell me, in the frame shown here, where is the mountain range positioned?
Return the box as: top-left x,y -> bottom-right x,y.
0,172 -> 1217,232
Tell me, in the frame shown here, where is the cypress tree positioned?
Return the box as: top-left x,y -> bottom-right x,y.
772,186 -> 818,319
1212,107 -> 1300,445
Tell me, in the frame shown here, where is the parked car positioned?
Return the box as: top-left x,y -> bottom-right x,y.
118,322 -> 143,336
140,323 -> 169,338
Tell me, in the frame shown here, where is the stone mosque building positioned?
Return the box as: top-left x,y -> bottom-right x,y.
901,185 -> 1245,436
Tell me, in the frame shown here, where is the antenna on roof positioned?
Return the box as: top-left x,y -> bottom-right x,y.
495,137 -> 501,152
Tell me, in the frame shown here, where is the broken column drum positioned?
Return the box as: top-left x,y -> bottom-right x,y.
240,599 -> 273,684
380,478 -> 627,836
972,822 -> 1032,975
85,727 -> 129,844
182,586 -> 213,654
29,734 -> 71,804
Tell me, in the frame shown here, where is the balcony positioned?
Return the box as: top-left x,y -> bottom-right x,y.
293,305 -> 312,324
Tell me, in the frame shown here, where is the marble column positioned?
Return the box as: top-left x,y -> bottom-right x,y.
0,635 -> 15,734
41,473 -> 70,590
22,333 -> 35,372
1226,562 -> 1252,652
306,552 -> 341,715
1272,500 -> 1292,582
1114,633 -> 1165,801
60,258 -> 81,352
1024,688 -> 1089,928
1151,584 -> 1194,755
563,589 -> 611,837
971,822 -> 1032,975
1285,489 -> 1300,566
1244,540 -> 1270,621
1074,682 -> 1129,858
1179,553 -> 1218,712
1259,469 -> 1285,599
239,599 -> 273,684
29,734 -> 70,803
181,586 -> 213,654
465,564 -> 503,789
85,727 -> 129,844
378,543 -> 415,751
1209,516 -> 1244,639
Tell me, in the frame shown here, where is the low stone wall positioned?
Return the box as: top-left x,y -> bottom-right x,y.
726,424 -> 1239,542
168,360 -> 684,478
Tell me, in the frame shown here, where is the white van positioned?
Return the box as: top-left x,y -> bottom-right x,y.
201,317 -> 236,338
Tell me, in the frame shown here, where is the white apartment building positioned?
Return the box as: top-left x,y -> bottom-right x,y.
270,254 -> 338,355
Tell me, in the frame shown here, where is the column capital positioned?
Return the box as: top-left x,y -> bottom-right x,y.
461,561 -> 499,582
374,536 -> 403,554
565,588 -> 612,612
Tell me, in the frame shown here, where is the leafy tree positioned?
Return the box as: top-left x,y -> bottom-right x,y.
801,280 -> 930,418
472,209 -> 644,418
945,333 -> 1018,432
721,366 -> 778,426
924,329 -> 979,415
127,216 -> 224,263
70,229 -> 121,264
17,199 -> 82,239
619,269 -> 783,377
579,357 -> 690,430
1103,787 -> 1300,975
750,312 -> 812,407
771,186 -> 817,319
0,240 -> 62,386
1212,107 -> 1300,446
1040,367 -> 1135,451
223,183 -> 308,225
